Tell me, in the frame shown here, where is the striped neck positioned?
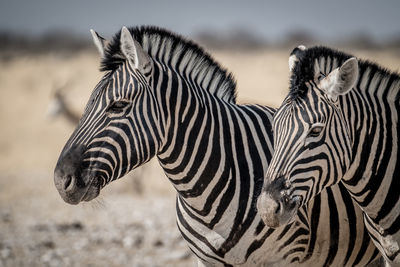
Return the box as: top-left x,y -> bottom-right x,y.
340,64 -> 400,190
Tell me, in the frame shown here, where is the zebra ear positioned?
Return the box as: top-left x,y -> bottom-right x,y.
90,29 -> 107,58
120,26 -> 151,71
288,45 -> 306,72
320,57 -> 359,101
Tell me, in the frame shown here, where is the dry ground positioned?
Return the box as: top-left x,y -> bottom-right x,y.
0,48 -> 399,266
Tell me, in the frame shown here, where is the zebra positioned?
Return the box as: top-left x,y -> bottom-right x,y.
257,45 -> 400,265
53,27 -> 380,266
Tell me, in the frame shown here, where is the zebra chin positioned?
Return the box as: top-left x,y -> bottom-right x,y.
257,191 -> 302,228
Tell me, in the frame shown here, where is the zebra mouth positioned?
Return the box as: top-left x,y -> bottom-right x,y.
81,177 -> 101,202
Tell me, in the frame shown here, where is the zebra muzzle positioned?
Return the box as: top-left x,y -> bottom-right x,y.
54,144 -> 100,204
258,176 -> 303,228
257,191 -> 302,228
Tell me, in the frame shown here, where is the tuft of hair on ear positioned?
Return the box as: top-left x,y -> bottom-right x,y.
120,26 -> 139,67
337,57 -> 359,94
119,26 -> 152,72
319,57 -> 359,101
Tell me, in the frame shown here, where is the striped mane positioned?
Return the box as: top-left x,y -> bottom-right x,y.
101,26 -> 237,103
289,46 -> 400,100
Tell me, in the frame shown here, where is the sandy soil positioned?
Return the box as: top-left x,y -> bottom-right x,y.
0,48 -> 399,266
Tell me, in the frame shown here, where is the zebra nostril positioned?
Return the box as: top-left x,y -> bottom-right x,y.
275,201 -> 281,214
283,195 -> 289,204
64,175 -> 73,191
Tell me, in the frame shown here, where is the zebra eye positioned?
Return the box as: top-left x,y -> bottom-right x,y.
308,125 -> 324,138
107,101 -> 130,113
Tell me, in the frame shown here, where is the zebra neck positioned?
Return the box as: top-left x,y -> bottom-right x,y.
156,84 -> 234,210
156,97 -> 273,215
341,66 -> 400,209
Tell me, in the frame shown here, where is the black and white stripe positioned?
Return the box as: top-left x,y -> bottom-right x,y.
259,45 -> 399,265
55,30 -> 379,266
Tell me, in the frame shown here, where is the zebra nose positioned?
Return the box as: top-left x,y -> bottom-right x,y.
264,176 -> 288,193
54,144 -> 86,191
54,171 -> 77,193
56,144 -> 86,169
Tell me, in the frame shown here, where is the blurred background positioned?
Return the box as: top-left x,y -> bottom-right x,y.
0,0 -> 399,266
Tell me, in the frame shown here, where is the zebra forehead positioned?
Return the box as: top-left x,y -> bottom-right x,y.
274,97 -> 320,127
100,26 -> 237,103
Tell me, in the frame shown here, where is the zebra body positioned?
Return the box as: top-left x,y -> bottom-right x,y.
258,45 -> 400,265
54,28 -> 379,266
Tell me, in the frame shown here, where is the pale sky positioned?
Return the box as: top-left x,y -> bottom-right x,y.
0,0 -> 399,42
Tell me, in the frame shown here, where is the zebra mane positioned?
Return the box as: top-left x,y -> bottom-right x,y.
289,46 -> 400,100
101,26 -> 237,103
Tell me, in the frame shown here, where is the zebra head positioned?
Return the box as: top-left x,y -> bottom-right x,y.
54,27 -> 159,204
258,46 -> 359,228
